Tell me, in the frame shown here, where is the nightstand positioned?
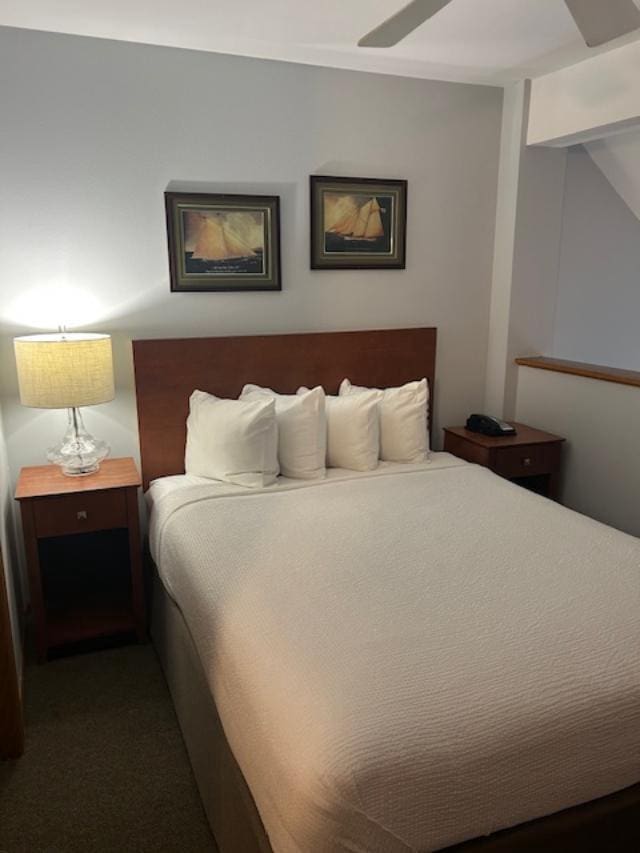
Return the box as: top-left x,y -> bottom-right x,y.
443,423 -> 565,500
15,457 -> 146,662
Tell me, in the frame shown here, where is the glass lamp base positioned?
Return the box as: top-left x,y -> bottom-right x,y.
47,408 -> 110,477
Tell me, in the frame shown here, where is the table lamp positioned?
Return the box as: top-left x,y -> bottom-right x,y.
14,332 -> 115,476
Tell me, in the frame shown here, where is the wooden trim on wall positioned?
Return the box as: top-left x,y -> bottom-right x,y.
515,356 -> 640,390
0,549 -> 24,759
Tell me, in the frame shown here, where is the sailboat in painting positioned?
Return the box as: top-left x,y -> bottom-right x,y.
191,216 -> 256,261
323,193 -> 391,255
183,210 -> 264,275
329,197 -> 385,241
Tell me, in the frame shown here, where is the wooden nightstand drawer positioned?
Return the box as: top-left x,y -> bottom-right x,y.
33,489 -> 127,538
491,443 -> 559,479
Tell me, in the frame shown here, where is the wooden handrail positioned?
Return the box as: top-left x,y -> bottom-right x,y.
515,356 -> 640,390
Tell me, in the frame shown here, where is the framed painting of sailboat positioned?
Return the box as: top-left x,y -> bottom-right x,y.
165,192 -> 281,292
310,176 -> 407,270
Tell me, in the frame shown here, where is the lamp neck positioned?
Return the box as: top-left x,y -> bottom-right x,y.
67,407 -> 84,441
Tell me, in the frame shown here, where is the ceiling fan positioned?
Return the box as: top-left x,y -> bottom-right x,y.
358,0 -> 640,49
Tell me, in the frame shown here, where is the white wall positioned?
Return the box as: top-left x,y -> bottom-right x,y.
502,141 -> 566,416
482,82 -> 567,419
515,366 -> 640,538
0,27 -> 503,484
484,82 -> 525,416
487,54 -> 640,540
586,128 -> 640,222
552,146 -> 640,371
508,145 -> 640,540
528,38 -> 640,147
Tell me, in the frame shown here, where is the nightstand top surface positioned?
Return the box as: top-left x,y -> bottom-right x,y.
15,457 -> 141,500
443,422 -> 564,449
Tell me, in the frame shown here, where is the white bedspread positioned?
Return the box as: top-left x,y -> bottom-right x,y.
149,455 -> 640,853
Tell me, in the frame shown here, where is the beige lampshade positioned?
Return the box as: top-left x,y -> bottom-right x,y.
14,333 -> 115,409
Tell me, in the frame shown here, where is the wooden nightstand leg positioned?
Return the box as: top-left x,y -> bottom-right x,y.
548,471 -> 560,501
20,502 -> 48,663
125,487 -> 146,641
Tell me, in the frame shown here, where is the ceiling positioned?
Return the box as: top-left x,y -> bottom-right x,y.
2,0 -> 640,86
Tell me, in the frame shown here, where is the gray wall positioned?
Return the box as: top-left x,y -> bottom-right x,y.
0,27 -> 503,485
552,145 -> 640,370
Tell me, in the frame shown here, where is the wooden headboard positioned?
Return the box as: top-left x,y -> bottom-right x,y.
133,327 -> 437,489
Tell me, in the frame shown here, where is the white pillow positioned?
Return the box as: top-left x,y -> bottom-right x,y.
185,390 -> 278,488
299,387 -> 380,472
240,384 -> 326,480
339,378 -> 429,462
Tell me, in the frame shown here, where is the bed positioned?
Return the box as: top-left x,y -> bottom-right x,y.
133,328 -> 640,853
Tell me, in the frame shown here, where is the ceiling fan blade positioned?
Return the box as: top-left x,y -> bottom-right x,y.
564,0 -> 640,46
358,0 -> 455,48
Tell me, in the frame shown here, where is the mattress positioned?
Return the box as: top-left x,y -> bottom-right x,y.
148,455 -> 640,853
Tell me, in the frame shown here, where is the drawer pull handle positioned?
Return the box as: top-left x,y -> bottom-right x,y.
77,510 -> 88,520
522,457 -> 532,467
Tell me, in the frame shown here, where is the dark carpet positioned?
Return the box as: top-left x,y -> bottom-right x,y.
0,644 -> 217,853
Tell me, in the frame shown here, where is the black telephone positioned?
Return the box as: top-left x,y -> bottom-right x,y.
466,414 -> 517,437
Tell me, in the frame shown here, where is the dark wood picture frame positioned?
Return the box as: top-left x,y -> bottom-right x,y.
165,191 -> 281,292
310,175 -> 407,270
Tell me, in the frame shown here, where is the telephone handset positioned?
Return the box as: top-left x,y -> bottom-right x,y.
465,414 -> 517,437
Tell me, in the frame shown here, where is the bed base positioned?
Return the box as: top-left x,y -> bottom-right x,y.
151,570 -> 640,853
151,570 -> 270,853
